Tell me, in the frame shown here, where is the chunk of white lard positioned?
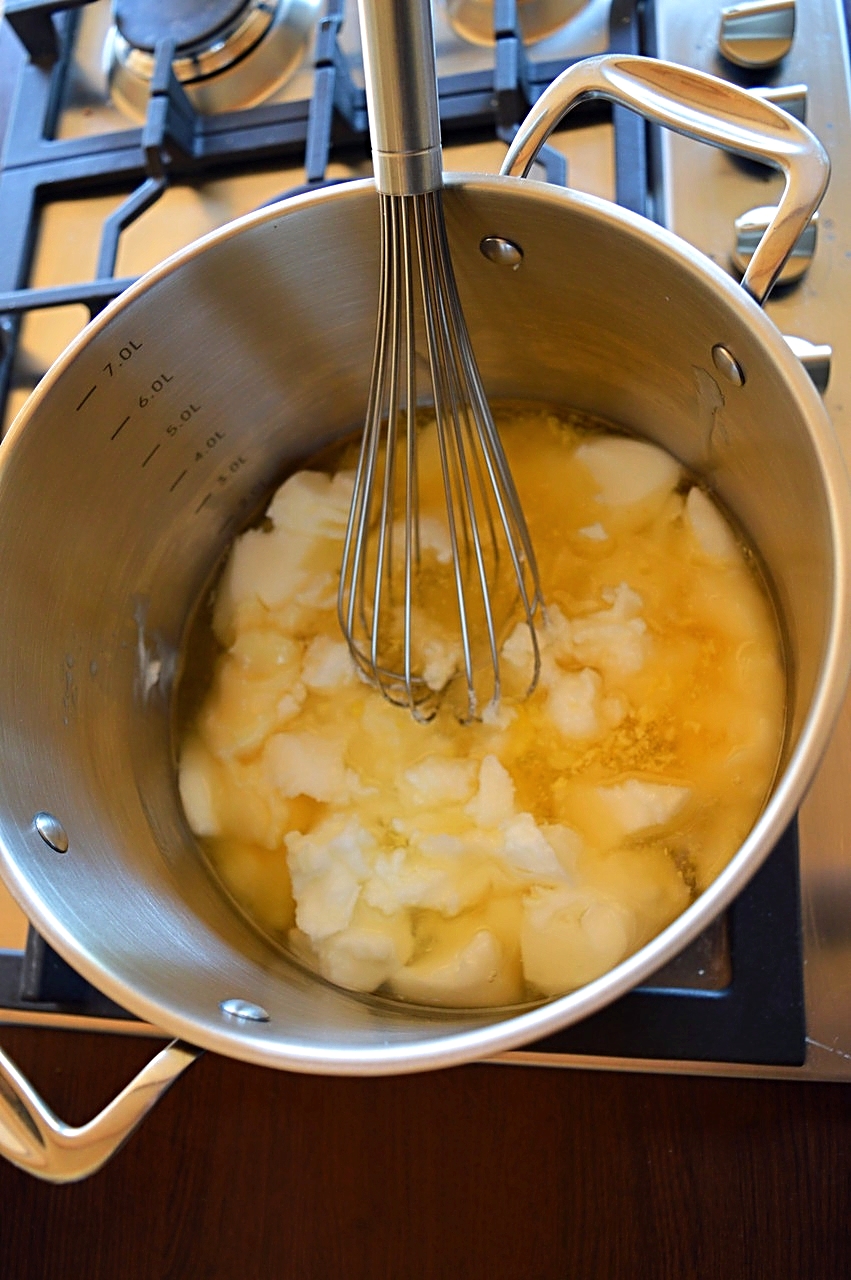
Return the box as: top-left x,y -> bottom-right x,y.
363,846 -> 491,917
402,756 -> 478,806
545,666 -> 603,739
499,814 -> 570,881
301,635 -> 356,691
421,634 -> 462,693
465,754 -> 515,827
501,603 -> 571,671
392,928 -> 519,1007
265,731 -> 357,803
314,901 -> 414,992
213,471 -> 354,635
521,887 -> 634,994
575,436 -> 681,506
570,584 -> 649,679
178,737 -> 220,838
596,779 -> 690,836
501,597 -> 642,743
685,487 -> 739,560
285,819 -> 373,940
266,469 -> 355,536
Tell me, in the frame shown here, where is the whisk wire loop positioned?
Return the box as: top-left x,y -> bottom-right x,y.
416,193 -> 500,719
338,188 -> 544,721
427,192 -> 544,705
368,201 -> 400,679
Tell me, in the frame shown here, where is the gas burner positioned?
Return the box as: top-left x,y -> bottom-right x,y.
104,0 -> 321,120
441,0 -> 590,47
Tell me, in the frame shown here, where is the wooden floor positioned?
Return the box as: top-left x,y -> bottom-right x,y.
0,1026 -> 848,1279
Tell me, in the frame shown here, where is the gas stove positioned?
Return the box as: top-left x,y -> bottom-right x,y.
1,0 -> 850,1081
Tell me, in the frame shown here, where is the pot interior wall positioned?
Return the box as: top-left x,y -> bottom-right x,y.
0,178 -> 841,1068
443,179 -> 835,750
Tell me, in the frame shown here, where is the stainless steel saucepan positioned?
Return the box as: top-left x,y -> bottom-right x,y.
1,56 -> 849,1182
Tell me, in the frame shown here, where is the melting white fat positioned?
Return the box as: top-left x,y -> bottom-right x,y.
179,407 -> 785,1005
574,435 -> 681,506
685,485 -> 740,559
465,755 -> 515,828
596,780 -> 691,836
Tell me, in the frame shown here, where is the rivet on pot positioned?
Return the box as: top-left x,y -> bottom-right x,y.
33,812 -> 69,853
712,344 -> 746,387
220,998 -> 270,1022
479,236 -> 523,267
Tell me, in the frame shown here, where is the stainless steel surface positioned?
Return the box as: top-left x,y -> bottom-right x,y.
654,0 -> 851,1083
220,999 -> 271,1022
784,334 -> 832,392
32,812 -> 69,854
0,165 -> 849,1084
718,0 -> 797,69
344,0 -> 542,718
711,343 -> 747,386
501,54 -> 830,305
752,83 -> 808,123
733,204 -> 817,283
442,0 -> 590,46
479,235 -> 525,265
356,0 -> 442,194
0,1038 -> 201,1182
105,0 -> 323,120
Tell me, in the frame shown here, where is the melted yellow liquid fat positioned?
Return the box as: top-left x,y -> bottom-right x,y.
177,404 -> 786,1007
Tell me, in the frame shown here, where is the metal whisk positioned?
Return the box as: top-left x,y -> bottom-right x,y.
339,0 -> 543,722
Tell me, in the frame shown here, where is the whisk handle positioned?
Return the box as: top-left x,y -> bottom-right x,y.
356,0 -> 443,196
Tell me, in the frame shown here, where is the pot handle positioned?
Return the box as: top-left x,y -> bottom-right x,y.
499,55 -> 829,306
0,1037 -> 202,1182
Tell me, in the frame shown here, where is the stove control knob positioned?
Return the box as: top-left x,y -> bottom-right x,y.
733,204 -> 817,285
718,0 -> 796,68
783,335 -> 832,394
750,83 -> 807,123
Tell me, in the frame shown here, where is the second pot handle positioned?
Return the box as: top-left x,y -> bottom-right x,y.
500,54 -> 830,306
0,1037 -> 202,1182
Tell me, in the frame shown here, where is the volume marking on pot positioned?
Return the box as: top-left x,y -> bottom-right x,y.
138,371 -> 174,409
75,385 -> 97,412
165,404 -> 202,436
102,339 -> 143,378
195,430 -> 227,461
